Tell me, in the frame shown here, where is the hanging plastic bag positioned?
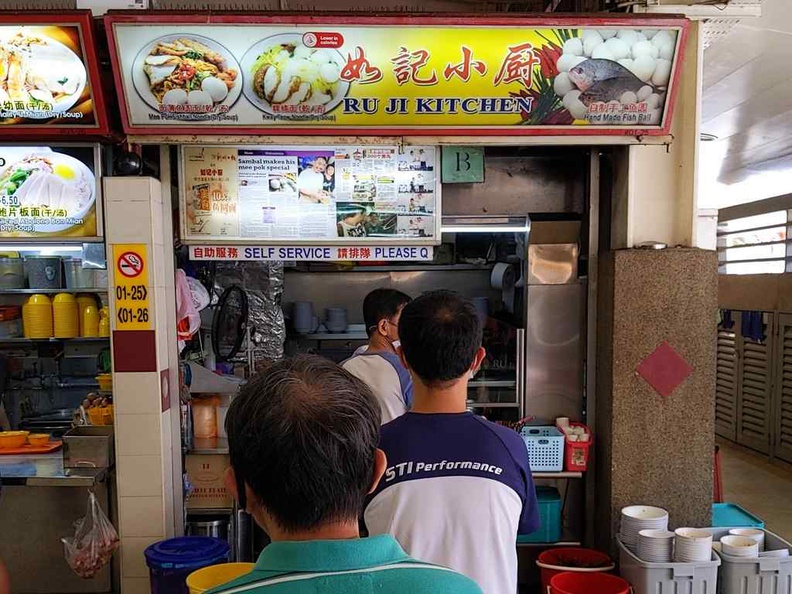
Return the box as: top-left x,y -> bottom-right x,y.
62,491 -> 119,579
176,269 -> 201,352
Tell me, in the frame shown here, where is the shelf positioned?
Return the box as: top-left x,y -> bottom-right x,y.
0,288 -> 107,294
0,337 -> 110,344
190,437 -> 229,455
532,471 -> 583,479
466,402 -> 521,409
469,380 -> 517,388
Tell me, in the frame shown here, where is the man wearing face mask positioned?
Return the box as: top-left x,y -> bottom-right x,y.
364,291 -> 540,594
342,289 -> 412,425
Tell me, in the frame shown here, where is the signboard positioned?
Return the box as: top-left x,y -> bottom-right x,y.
180,145 -> 440,245
442,147 -> 484,183
106,15 -> 688,136
0,12 -> 109,136
112,243 -> 151,331
0,144 -> 102,239
189,244 -> 434,261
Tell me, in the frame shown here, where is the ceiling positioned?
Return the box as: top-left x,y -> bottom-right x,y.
700,0 -> 792,208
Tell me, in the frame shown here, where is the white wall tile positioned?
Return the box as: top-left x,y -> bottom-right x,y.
120,536 -> 159,579
113,372 -> 161,415
122,576 -> 152,594
117,455 -> 164,498
118,496 -> 165,538
116,414 -> 161,457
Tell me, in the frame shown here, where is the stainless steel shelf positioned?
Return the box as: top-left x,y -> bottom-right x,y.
296,332 -> 368,341
532,471 -> 583,479
469,380 -> 517,388
517,539 -> 581,548
190,437 -> 229,455
467,402 -> 521,408
0,288 -> 107,294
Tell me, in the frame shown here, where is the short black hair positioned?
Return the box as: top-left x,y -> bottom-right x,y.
399,290 -> 482,385
363,288 -> 411,337
225,355 -> 381,533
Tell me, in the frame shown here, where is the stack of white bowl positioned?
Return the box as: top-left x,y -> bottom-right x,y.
620,506 -> 670,550
727,528 -> 765,551
721,535 -> 760,558
637,529 -> 675,563
674,528 -> 713,562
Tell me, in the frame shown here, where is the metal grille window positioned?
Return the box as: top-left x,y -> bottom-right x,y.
718,210 -> 789,274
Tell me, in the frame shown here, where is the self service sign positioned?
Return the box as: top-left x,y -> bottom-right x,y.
189,245 -> 434,262
106,14 -> 688,136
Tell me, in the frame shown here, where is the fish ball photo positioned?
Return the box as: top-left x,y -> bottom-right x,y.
162,88 -> 188,106
583,32 -> 604,57
604,38 -> 630,60
651,30 -> 675,49
568,99 -> 589,120
631,40 -> 655,59
637,85 -> 654,102
642,29 -> 659,39
202,77 -> 229,102
563,37 -> 584,56
563,89 -> 582,109
631,55 -> 657,82
599,29 -> 618,39
617,29 -> 640,46
557,53 -> 586,72
652,59 -> 673,88
554,72 -> 575,97
618,58 -> 634,70
659,42 -> 675,61
646,93 -> 662,110
187,89 -> 213,106
592,44 -> 614,60
620,91 -> 638,105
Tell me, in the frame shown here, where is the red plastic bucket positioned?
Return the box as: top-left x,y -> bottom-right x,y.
536,548 -> 614,592
550,572 -> 630,594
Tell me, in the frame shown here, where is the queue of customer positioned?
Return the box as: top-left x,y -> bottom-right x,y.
212,290 -> 539,594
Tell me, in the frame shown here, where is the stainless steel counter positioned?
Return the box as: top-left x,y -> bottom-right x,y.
0,451 -> 107,487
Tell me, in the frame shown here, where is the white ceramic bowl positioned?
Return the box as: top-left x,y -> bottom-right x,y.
759,549 -> 790,558
675,528 -> 713,541
729,528 -> 765,551
721,535 -> 760,557
623,506 -> 670,521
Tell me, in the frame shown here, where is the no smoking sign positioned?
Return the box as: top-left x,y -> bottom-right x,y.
117,251 -> 144,278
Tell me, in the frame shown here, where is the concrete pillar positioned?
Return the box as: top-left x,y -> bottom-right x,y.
595,248 -> 717,552
104,177 -> 181,594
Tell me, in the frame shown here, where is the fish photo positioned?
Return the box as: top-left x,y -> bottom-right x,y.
131,34 -> 241,116
241,33 -> 350,116
0,150 -> 95,233
549,28 -> 677,125
0,29 -> 87,118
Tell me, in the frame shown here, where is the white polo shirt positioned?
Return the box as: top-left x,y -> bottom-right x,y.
342,351 -> 412,425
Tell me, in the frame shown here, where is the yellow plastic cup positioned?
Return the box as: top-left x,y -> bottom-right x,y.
186,563 -> 255,594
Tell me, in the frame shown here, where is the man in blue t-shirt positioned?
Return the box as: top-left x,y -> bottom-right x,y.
364,291 -> 540,594
211,355 -> 481,594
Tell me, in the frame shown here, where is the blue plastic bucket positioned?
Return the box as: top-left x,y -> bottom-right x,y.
145,537 -> 230,594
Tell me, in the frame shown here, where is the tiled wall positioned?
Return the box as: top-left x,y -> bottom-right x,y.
104,177 -> 180,594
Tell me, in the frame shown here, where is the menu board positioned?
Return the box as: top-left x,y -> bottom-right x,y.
0,13 -> 108,135
106,15 -> 688,136
0,144 -> 101,239
180,145 -> 439,244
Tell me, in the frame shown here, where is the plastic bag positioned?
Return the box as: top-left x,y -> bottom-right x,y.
62,491 -> 119,579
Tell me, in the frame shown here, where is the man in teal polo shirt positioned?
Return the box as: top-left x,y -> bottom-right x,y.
209,355 -> 481,594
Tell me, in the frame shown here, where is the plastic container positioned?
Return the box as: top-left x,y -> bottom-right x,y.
0,257 -> 24,289
99,307 -> 110,337
618,536 -> 721,594
27,433 -> 50,446
53,293 -> 79,338
145,537 -> 230,594
22,294 -> 53,338
0,431 -> 29,449
0,306 -> 22,338
550,571 -> 630,594
96,374 -> 113,392
518,486 -> 562,544
64,258 -> 97,289
536,548 -> 614,592
192,397 -> 219,439
187,563 -> 254,594
24,256 -> 62,289
564,422 -> 592,472
712,503 -> 765,528
708,528 -> 791,594
521,425 -> 565,472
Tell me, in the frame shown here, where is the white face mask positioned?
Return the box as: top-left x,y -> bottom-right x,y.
391,340 -> 401,349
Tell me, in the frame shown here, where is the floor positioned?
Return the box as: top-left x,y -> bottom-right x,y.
719,439 -> 792,541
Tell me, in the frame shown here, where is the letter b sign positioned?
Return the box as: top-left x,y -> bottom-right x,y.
441,146 -> 484,183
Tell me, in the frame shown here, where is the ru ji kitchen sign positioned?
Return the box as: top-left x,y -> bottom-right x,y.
105,14 -> 689,137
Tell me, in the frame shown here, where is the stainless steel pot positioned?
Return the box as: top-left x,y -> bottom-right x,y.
63,258 -> 97,289
186,518 -> 230,541
0,258 -> 24,289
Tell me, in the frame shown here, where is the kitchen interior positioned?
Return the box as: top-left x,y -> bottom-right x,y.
179,145 -> 596,578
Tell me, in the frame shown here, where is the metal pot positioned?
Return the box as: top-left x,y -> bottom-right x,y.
63,258 -> 96,289
24,256 -> 62,289
0,258 -> 24,289
186,518 -> 230,541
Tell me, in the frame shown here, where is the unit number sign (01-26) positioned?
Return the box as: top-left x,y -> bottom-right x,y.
112,244 -> 151,331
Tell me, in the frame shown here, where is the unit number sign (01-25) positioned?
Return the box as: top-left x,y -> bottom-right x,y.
112,244 -> 151,331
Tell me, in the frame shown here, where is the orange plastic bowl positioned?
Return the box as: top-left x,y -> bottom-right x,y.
0,431 -> 29,449
27,433 -> 50,447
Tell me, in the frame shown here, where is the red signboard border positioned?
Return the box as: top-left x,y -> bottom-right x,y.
0,11 -> 110,138
105,12 -> 689,138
